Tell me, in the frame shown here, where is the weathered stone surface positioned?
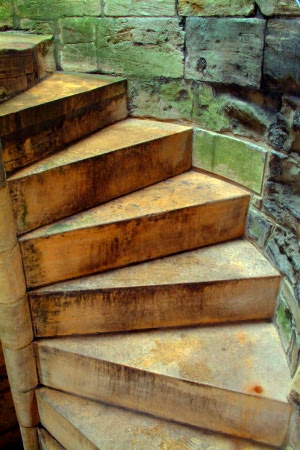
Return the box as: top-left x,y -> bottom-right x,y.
14,0 -> 101,19
178,0 -> 255,16
128,79 -> 193,120
0,1 -> 13,29
263,20 -> 300,93
193,129 -> 267,192
59,18 -> 97,44
263,151 -> 300,236
256,0 -> 300,16
185,18 -> 265,88
247,207 -> 273,248
104,0 -> 176,16
60,43 -> 97,71
97,18 -> 184,78
265,226 -> 300,287
19,19 -> 55,35
192,84 -> 231,132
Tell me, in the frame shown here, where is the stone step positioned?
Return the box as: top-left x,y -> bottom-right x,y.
36,387 -> 277,450
29,239 -> 279,338
8,118 -> 192,234
35,322 -> 291,447
19,171 -> 249,288
0,71 -> 127,175
0,31 -> 55,103
38,427 -> 63,450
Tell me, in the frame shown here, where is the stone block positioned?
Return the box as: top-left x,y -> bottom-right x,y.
60,43 -> 97,72
263,20 -> 300,93
265,226 -> 300,286
178,0 -> 255,16
104,0 -> 176,16
19,19 -> 55,35
14,0 -> 101,19
185,18 -> 265,88
193,129 -> 267,192
59,18 -> 97,44
192,84 -> 231,132
246,207 -> 273,248
0,1 -> 13,29
128,79 -> 193,120
97,18 -> 184,78
256,0 -> 300,16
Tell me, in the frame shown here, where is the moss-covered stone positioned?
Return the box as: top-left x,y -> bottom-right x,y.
61,43 -> 97,71
193,129 -> 267,192
0,1 -> 13,28
178,0 -> 255,16
60,18 -> 97,44
14,0 -> 101,20
104,0 -> 176,16
185,18 -> 265,88
256,0 -> 300,16
128,79 -> 193,120
97,18 -> 184,79
192,84 -> 231,132
19,19 -> 55,35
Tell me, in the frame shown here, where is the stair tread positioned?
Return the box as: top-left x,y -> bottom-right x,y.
33,239 -> 278,293
0,71 -> 124,119
21,171 -> 248,240
0,31 -> 53,51
37,387 -> 274,450
8,118 -> 191,179
37,322 -> 290,403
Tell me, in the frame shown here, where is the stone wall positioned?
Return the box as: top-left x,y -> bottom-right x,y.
1,0 -> 300,417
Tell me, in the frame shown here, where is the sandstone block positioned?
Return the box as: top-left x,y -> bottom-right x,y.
193,129 -> 267,192
104,0 -> 176,16
265,226 -> 300,287
59,18 -> 97,44
60,43 -> 97,72
247,207 -> 273,248
263,20 -> 300,93
14,0 -> 101,19
97,18 -> 184,78
0,1 -> 13,29
256,0 -> 300,16
178,0 -> 255,16
185,18 -> 265,88
128,79 -> 193,120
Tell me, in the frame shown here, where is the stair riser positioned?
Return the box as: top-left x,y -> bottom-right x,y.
21,196 -> 249,288
37,399 -> 94,450
9,130 -> 192,234
30,277 -> 279,337
0,41 -> 54,103
36,345 -> 290,447
1,81 -> 127,175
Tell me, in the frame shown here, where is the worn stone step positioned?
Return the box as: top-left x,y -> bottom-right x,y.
0,71 -> 127,175
35,322 -> 291,447
29,239 -> 279,338
0,31 -> 55,103
8,118 -> 192,234
20,171 -> 249,288
36,387 -> 277,450
38,427 -> 64,450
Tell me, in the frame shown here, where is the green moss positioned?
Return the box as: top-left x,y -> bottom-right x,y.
192,85 -> 230,132
15,0 -> 100,20
193,129 -> 267,193
60,18 -> 97,44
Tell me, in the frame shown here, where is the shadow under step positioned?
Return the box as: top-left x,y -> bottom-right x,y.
8,118 -> 192,234
29,239 -> 280,338
0,71 -> 127,175
36,388 -> 278,450
20,171 -> 250,288
35,322 -> 291,447
0,31 -> 55,103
